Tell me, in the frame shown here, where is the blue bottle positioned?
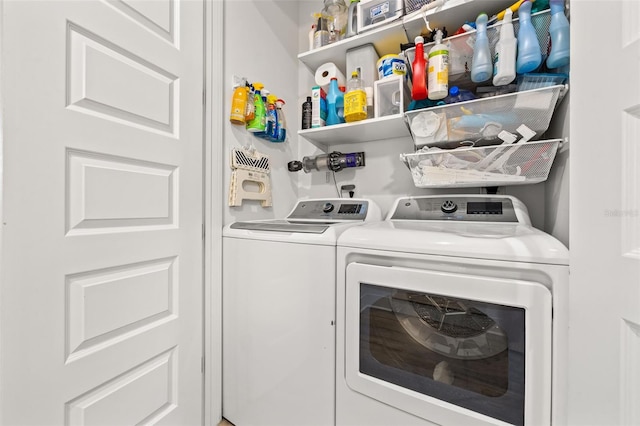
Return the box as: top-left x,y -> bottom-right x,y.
516,0 -> 542,74
546,0 -> 570,69
445,86 -> 476,104
326,78 -> 345,126
471,13 -> 493,83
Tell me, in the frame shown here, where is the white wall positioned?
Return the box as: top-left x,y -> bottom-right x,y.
223,1 -> 301,224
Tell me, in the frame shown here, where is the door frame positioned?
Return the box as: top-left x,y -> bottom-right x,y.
204,0 -> 224,424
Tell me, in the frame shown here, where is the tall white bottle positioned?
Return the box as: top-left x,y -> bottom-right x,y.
493,8 -> 517,86
427,29 -> 449,100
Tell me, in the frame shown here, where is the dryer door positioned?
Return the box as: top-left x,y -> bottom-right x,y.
345,263 -> 552,426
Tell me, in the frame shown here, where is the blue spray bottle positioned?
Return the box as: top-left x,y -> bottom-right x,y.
516,0 -> 542,74
546,0 -> 570,69
470,13 -> 492,83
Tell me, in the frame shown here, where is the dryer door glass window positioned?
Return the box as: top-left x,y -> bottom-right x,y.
360,283 -> 525,425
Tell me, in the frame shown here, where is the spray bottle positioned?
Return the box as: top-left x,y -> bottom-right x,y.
492,7 -> 517,86
427,29 -> 449,100
546,0 -> 570,69
471,13 -> 492,83
411,36 -> 428,101
246,82 -> 266,133
265,94 -> 279,141
275,99 -> 287,142
244,84 -> 255,122
516,0 -> 542,74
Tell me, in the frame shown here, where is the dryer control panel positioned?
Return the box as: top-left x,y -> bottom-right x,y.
287,199 -> 371,221
389,196 -> 530,223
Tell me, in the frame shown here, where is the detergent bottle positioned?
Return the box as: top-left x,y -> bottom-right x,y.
516,0 -> 542,73
493,7 -> 517,86
246,82 -> 266,133
229,81 -> 247,125
326,77 -> 345,125
471,13 -> 492,83
546,0 -> 570,69
344,70 -> 367,122
411,36 -> 428,101
427,29 -> 449,100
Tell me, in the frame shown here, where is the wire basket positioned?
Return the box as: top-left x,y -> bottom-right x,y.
404,84 -> 564,149
401,139 -> 561,188
404,0 -> 438,14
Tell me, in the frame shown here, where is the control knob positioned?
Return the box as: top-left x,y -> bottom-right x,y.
322,202 -> 335,213
441,200 -> 458,214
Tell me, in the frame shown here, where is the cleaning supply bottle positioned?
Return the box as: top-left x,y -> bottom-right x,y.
344,71 -> 367,122
246,82 -> 266,133
302,96 -> 312,129
471,13 -> 492,83
266,94 -> 279,141
427,29 -> 449,100
516,0 -> 542,74
275,99 -> 287,142
444,86 -> 476,104
345,0 -> 359,38
308,23 -> 316,51
244,85 -> 255,122
229,82 -> 247,125
546,0 -> 570,69
322,0 -> 348,44
493,7 -> 517,86
326,77 -> 345,126
411,36 -> 428,101
313,14 -> 329,48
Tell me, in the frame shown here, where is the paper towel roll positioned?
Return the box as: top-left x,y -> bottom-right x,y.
315,62 -> 346,90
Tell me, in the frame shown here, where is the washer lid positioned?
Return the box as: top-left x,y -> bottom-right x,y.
230,220 -> 332,234
338,220 -> 569,265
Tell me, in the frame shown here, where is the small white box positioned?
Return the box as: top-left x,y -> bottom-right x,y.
374,75 -> 410,118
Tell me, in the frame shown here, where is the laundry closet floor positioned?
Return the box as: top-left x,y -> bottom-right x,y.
218,419 -> 234,426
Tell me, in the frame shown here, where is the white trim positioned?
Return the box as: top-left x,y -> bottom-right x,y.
204,0 -> 224,424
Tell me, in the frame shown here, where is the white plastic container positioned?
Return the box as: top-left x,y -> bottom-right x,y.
427,29 -> 449,100
374,74 -> 410,118
493,8 -> 517,86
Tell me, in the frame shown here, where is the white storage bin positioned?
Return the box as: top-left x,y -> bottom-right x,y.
404,84 -> 565,149
346,44 -> 379,88
357,0 -> 404,34
374,74 -> 410,117
401,139 -> 561,188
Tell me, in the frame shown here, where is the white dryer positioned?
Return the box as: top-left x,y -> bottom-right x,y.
336,195 -> 569,426
223,198 -> 381,426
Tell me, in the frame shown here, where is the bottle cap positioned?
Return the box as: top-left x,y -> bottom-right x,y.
449,86 -> 459,96
267,94 -> 277,103
253,82 -> 264,91
351,71 -> 358,78
277,99 -> 286,104
415,36 -> 424,44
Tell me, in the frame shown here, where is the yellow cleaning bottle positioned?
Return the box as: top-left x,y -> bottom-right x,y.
344,70 -> 367,123
229,82 -> 247,125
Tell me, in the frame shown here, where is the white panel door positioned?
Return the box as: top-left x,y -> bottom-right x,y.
570,1 -> 640,424
0,0 -> 203,424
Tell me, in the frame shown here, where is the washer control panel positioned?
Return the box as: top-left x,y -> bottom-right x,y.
288,199 -> 370,221
390,196 -> 526,223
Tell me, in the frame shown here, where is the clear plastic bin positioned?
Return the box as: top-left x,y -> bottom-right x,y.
404,84 -> 564,149
401,139 -> 561,188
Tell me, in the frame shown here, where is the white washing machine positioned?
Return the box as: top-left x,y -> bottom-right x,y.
222,198 -> 381,426
336,195 -> 569,426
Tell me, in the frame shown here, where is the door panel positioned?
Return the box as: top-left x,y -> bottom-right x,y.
570,1 -> 640,424
0,1 -> 203,424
